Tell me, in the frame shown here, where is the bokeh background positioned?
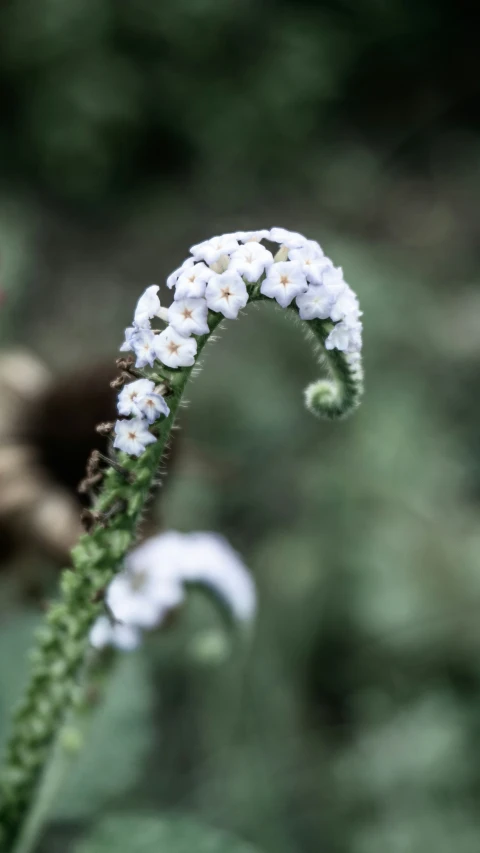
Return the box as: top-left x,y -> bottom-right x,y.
1,1 -> 480,851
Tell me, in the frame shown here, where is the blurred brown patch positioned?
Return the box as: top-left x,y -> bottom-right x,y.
0,350 -> 176,590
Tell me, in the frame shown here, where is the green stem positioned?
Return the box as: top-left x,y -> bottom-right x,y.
0,317 -> 221,851
0,290 -> 362,851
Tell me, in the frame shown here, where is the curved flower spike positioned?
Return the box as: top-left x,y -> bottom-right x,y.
0,227 -> 363,851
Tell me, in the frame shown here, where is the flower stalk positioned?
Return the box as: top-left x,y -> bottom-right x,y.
0,228 -> 363,851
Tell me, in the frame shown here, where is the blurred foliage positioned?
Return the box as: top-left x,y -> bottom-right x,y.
1,0 -> 480,851
72,813 -> 262,853
0,0 -> 479,204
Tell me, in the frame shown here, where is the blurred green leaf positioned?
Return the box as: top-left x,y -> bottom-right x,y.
53,653 -> 153,820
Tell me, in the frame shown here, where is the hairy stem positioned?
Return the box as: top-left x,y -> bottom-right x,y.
0,318 -> 221,851
0,290 -> 361,850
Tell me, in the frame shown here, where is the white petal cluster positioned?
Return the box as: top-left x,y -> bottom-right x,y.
89,530 -> 257,651
117,228 -> 362,455
115,285 -> 173,456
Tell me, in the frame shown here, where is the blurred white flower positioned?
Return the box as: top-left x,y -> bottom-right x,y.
191,234 -> 240,265
179,532 -> 256,622
113,417 -> 156,457
168,298 -> 210,337
230,243 -> 274,283
174,262 -> 213,300
155,326 -> 198,368
89,615 -> 141,651
107,541 -> 184,629
261,261 -> 308,308
90,530 -> 256,651
205,271 -> 248,319
133,285 -> 161,328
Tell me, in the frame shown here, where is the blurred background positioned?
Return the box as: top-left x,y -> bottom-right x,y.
1,0 -> 480,850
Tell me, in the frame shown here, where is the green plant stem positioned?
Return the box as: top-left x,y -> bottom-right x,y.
0,315 -> 220,852
0,291 -> 362,851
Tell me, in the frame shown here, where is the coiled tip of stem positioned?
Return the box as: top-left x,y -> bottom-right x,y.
304,363 -> 363,421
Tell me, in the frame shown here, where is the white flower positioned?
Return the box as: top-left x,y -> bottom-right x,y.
120,326 -> 137,352
113,417 -> 157,457
179,532 -> 256,622
130,329 -> 157,368
329,285 -> 360,323
296,285 -> 334,320
168,298 -> 209,337
166,257 -> 194,290
89,615 -> 140,651
205,271 -> 249,319
234,229 -> 270,243
133,285 -> 161,328
230,243 -> 274,283
190,234 -> 240,265
325,321 -> 363,353
155,325 -> 197,368
117,378 -> 155,417
289,244 -> 328,284
93,530 -> 256,652
107,557 -> 184,630
136,390 -> 170,424
174,263 -> 212,300
260,261 -> 308,308
268,227 -> 307,248
322,265 -> 346,296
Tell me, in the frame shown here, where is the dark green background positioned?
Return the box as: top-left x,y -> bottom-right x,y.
1,1 -> 480,851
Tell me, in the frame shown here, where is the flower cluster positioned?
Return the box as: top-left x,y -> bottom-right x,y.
89,531 -> 256,650
115,229 -> 363,455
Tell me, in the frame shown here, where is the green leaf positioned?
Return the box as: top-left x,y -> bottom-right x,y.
73,814 -> 262,853
53,653 -> 153,820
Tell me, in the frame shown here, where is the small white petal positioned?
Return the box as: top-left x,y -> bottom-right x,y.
168,298 -> 210,337
130,329 -> 157,368
234,229 -> 270,243
325,321 -> 363,353
230,243 -> 274,283
289,244 -> 328,284
113,417 -> 156,457
136,391 -> 170,424
120,326 -> 137,352
190,234 -> 240,265
155,326 -> 197,368
260,261 -> 308,308
117,378 -> 155,417
133,285 -> 161,328
296,284 -> 334,320
268,227 -> 307,248
174,263 -> 212,300
166,257 -> 194,290
329,285 -> 360,323
205,271 -> 249,319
